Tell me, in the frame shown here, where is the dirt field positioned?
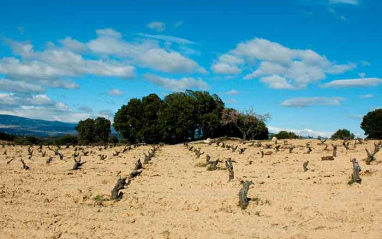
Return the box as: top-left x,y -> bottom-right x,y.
1,139 -> 382,239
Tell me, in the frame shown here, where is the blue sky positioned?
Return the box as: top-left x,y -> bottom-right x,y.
0,0 -> 381,137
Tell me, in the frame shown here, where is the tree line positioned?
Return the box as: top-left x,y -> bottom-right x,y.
112,90 -> 269,144
41,96 -> 382,144
2,92 -> 381,145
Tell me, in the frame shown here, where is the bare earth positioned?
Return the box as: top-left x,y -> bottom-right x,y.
1,139 -> 381,239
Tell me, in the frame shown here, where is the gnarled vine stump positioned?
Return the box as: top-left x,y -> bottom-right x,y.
225,158 -> 234,181
239,181 -> 253,209
349,158 -> 362,185
111,177 -> 128,200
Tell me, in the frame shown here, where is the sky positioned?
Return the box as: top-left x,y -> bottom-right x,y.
0,0 -> 381,138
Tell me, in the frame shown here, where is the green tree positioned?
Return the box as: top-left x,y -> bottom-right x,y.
76,118 -> 96,145
108,135 -> 119,144
331,129 -> 355,140
113,98 -> 143,143
274,131 -> 300,139
140,94 -> 162,143
186,90 -> 224,139
94,117 -> 111,143
361,109 -> 382,139
76,117 -> 111,145
158,92 -> 195,143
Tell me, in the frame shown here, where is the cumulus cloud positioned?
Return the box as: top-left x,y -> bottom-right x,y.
99,110 -> 114,120
260,75 -> 295,89
321,78 -> 382,88
59,37 -> 88,53
225,89 -> 239,95
144,74 -> 208,91
54,102 -> 70,112
0,28 -> 205,99
0,93 -> 104,122
138,33 -> 196,45
0,79 -> 46,93
146,22 -> 166,32
329,0 -> 358,5
78,106 -> 93,113
108,88 -> 123,96
0,107 -> 93,123
0,93 -> 55,107
89,29 -> 205,73
211,38 -> 355,89
225,99 -> 237,104
268,126 -> 333,138
327,63 -> 356,74
0,39 -> 136,90
211,54 -> 243,74
359,94 -> 374,99
281,97 -> 345,107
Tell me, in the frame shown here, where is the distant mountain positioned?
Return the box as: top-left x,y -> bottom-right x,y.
0,114 -> 77,137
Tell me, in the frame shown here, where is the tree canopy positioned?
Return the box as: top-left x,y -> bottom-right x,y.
221,108 -> 269,140
361,109 -> 382,139
113,90 -> 269,144
274,131 -> 300,139
76,117 -> 111,145
331,129 -> 355,140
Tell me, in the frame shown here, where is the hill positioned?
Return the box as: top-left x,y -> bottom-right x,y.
0,114 -> 77,137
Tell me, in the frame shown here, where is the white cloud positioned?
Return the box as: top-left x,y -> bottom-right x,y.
89,28 -> 205,73
225,99 -> 237,104
78,106 -> 93,113
0,108 -> 92,123
211,54 -> 243,74
98,110 -> 114,120
144,74 -> 208,91
0,79 -> 46,93
361,61 -> 371,66
54,102 -> 70,111
175,21 -> 183,28
146,22 -> 166,32
225,89 -> 239,95
211,38 -> 355,89
329,0 -> 358,5
281,97 -> 345,107
327,63 -> 356,74
0,93 -> 21,106
59,37 -> 88,53
139,48 -> 206,73
260,75 -> 295,89
30,94 -> 52,105
211,63 -> 242,74
138,33 -> 196,45
96,28 -> 122,38
358,72 -> 366,78
269,126 -> 333,138
38,80 -> 79,89
321,78 -> 382,88
0,93 -> 55,108
0,40 -> 136,90
359,94 -> 374,99
108,88 -> 123,96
